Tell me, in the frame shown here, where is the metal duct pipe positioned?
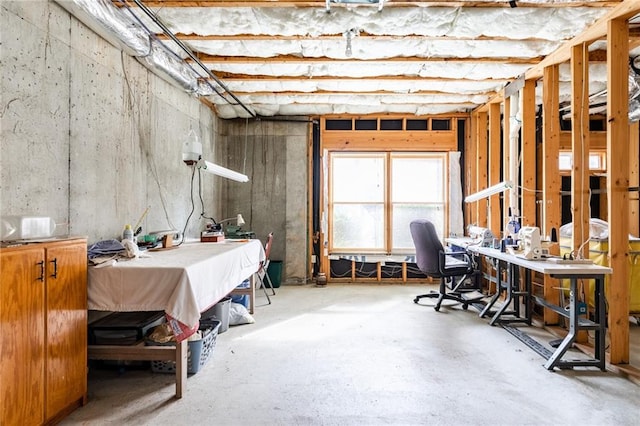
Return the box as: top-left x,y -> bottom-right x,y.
137,40 -> 200,93
629,60 -> 640,122
129,0 -> 256,118
55,0 -> 151,57
54,0 -> 252,114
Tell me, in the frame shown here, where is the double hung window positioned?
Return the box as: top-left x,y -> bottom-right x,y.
329,152 -> 447,254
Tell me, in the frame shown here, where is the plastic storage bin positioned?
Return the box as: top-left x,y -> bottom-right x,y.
147,319 -> 221,375
200,296 -> 231,333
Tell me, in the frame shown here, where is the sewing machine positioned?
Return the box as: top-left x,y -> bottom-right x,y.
467,225 -> 495,247
517,226 -> 550,260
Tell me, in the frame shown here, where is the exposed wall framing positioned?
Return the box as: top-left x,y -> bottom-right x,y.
318,115 -> 462,283
467,1 -> 640,372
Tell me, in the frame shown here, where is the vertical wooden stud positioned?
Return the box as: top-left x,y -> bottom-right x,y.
489,103 -> 502,237
607,17 -> 630,364
467,115 -> 478,225
503,97 -> 512,228
542,64 -> 562,325
630,122 -> 639,237
521,79 -> 537,226
570,43 -> 591,259
476,112 -> 489,226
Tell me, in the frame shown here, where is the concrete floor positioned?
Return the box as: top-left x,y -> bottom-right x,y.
62,284 -> 640,426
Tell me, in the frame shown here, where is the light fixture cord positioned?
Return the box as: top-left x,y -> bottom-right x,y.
243,117 -> 249,174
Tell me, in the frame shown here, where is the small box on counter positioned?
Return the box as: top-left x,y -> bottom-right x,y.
201,231 -> 224,242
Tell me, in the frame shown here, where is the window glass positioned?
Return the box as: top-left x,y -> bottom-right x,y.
330,152 -> 447,254
589,153 -> 601,170
332,204 -> 384,250
332,155 -> 385,202
392,157 -> 443,202
559,153 -> 572,170
392,204 -> 444,249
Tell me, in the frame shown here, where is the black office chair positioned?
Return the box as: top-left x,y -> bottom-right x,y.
410,219 -> 479,311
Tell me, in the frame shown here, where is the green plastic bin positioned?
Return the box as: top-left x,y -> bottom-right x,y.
266,260 -> 283,288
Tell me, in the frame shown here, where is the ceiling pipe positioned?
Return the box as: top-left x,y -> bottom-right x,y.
54,0 -> 255,118
129,0 -> 257,119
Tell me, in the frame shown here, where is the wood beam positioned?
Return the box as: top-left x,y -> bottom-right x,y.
226,90 -> 496,97
542,64 -> 561,326
467,115 -> 478,226
196,53 -> 541,64
542,65 -> 562,240
503,96 -> 511,226
570,42 -> 590,260
607,16 -> 630,366
476,111 -> 489,227
526,0 -> 640,80
630,122 -> 640,237
520,79 -> 536,227
489,102 -> 502,237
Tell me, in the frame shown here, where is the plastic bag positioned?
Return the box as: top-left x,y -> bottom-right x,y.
229,302 -> 255,326
559,219 -> 609,240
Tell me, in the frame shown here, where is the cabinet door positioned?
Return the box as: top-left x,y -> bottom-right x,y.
0,248 -> 46,426
45,242 -> 88,420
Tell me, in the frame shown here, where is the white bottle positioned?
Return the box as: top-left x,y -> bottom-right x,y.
122,224 -> 133,242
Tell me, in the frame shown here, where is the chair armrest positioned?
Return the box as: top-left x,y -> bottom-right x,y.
438,250 -> 474,274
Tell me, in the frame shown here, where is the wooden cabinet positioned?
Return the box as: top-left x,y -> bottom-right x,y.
1,238 -> 87,425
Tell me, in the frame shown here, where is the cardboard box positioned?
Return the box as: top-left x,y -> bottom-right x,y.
201,232 -> 224,242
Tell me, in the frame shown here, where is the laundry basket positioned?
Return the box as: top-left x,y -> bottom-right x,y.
147,320 -> 221,375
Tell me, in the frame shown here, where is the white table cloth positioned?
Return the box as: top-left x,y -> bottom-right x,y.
88,240 -> 265,333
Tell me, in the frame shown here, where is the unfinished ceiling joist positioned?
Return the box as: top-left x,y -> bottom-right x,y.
80,0 -> 635,117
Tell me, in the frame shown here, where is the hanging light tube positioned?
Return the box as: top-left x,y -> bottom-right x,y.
464,181 -> 512,203
197,159 -> 249,183
218,214 -> 246,226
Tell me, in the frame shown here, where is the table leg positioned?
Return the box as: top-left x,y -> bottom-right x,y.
594,276 -> 606,370
490,262 -> 515,326
544,278 -> 578,370
175,340 -> 187,399
480,260 -> 503,318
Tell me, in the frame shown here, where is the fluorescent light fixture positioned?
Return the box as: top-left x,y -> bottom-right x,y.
197,159 -> 249,183
464,181 -> 512,203
219,214 -> 245,227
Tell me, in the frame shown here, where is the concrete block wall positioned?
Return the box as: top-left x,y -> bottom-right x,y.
1,1 -> 308,284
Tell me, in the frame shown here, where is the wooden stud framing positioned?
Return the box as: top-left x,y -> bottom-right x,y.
467,117 -> 478,225
319,116 -> 460,284
502,96 -> 512,225
476,112 -> 489,226
607,17 -> 630,365
489,102 -> 502,237
542,64 -> 562,325
521,79 -> 537,227
630,121 -> 640,237
542,64 -> 562,239
570,43 -> 591,259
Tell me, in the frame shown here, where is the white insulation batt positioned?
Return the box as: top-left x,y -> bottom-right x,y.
57,0 -> 617,118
